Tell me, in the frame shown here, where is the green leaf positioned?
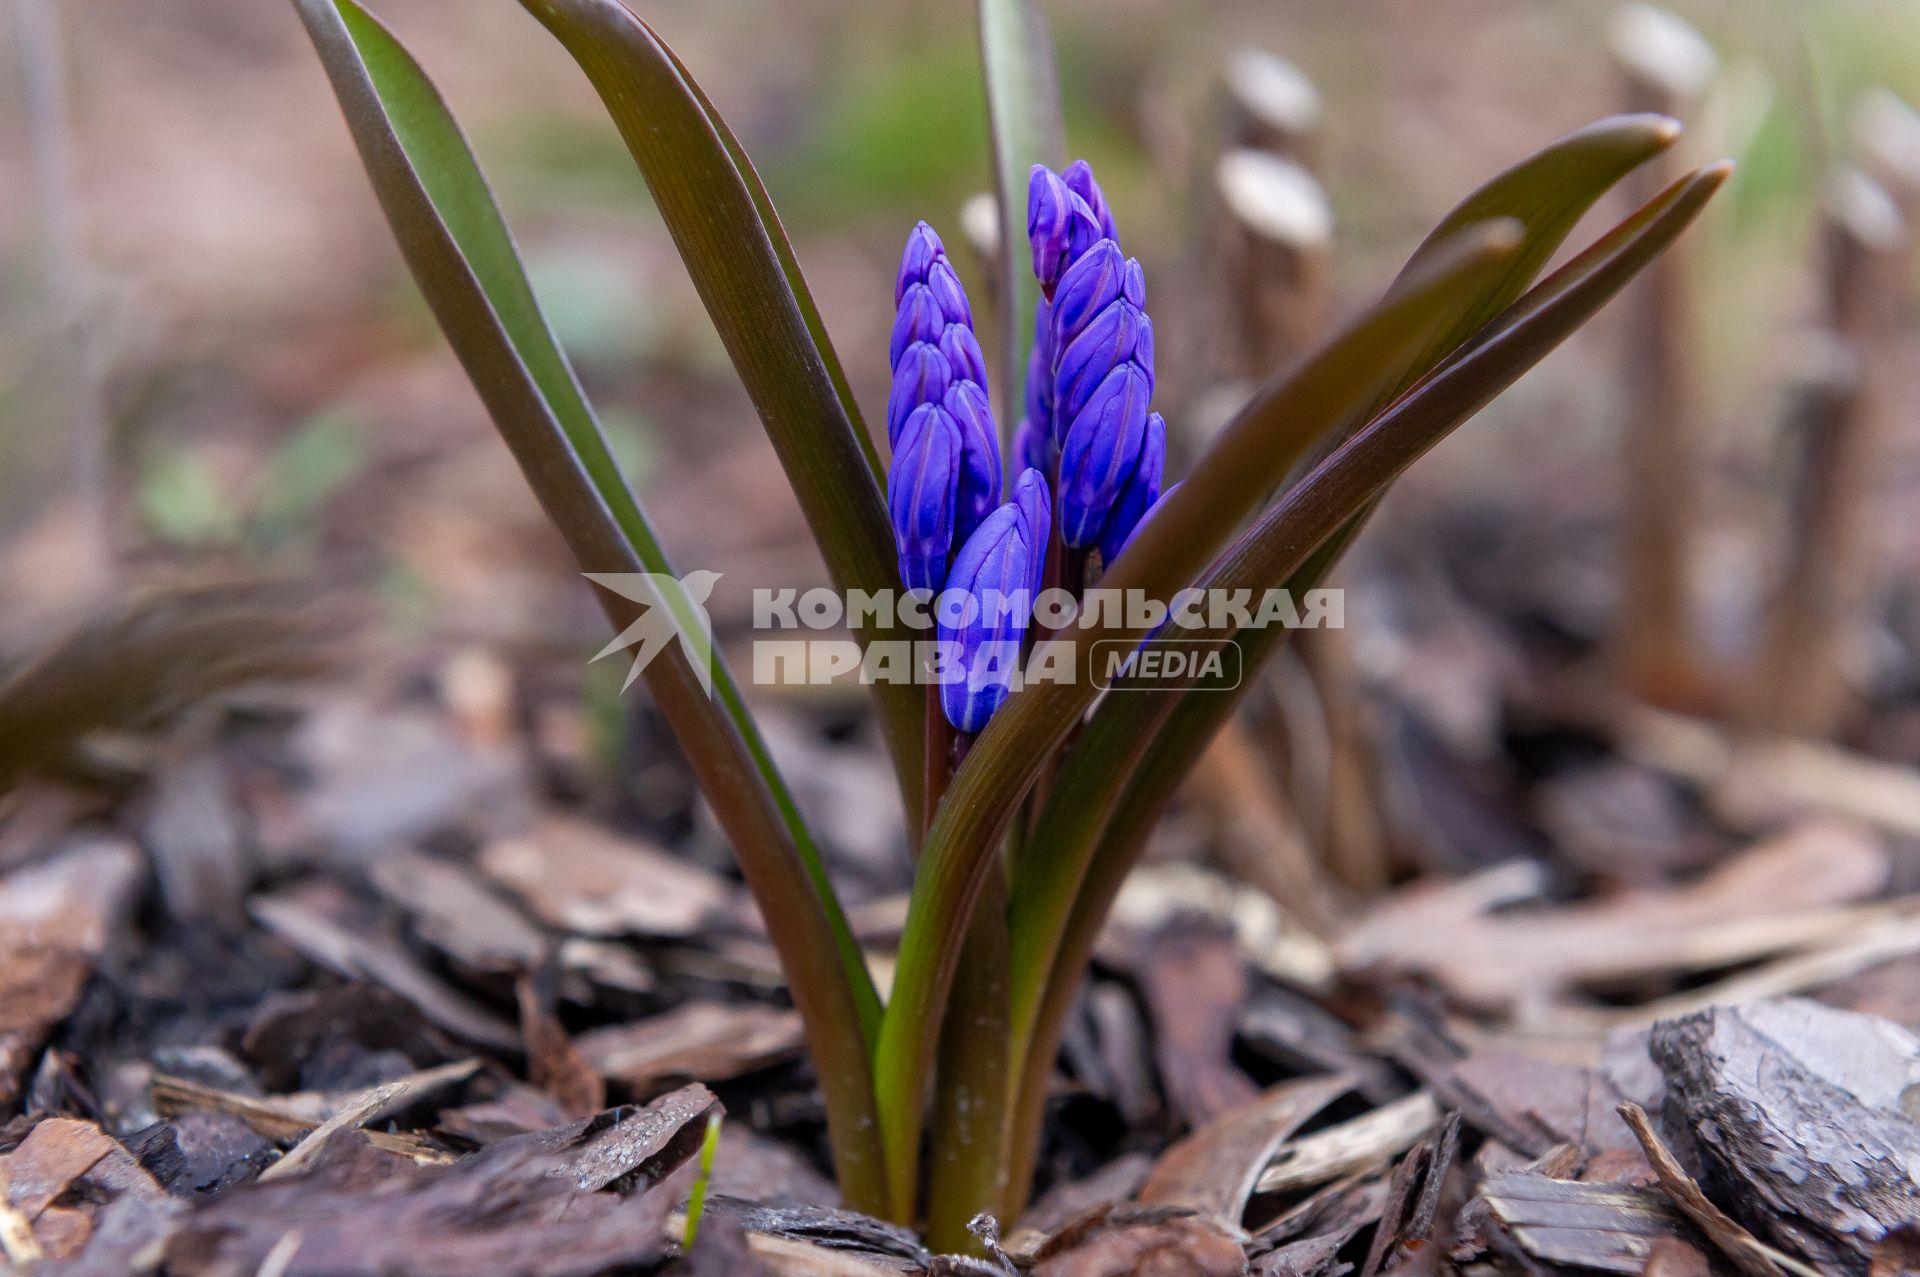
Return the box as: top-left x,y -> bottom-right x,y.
999,120 -> 1707,1156
292,0 -> 890,1214
1006,114 -> 1697,1067
871,221 -> 1524,1219
254,412 -> 366,539
139,447 -> 241,546
517,0 -> 925,822
1378,112 -> 1681,409
1003,164 -> 1733,1215
1293,115 -> 1685,480
977,0 -> 1066,440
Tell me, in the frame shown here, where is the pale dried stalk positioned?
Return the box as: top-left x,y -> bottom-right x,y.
1189,720 -> 1333,935
1752,171 -> 1909,735
1610,3 -> 1718,707
1215,148 -> 1333,377
12,0 -> 111,588
1223,46 -> 1322,165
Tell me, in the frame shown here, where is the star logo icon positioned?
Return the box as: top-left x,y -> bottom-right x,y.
582,570 -> 723,696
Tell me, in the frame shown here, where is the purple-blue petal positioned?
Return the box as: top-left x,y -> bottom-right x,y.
1053,299 -> 1146,424
1097,411 -> 1165,568
1027,166 -> 1074,292
1058,364 -> 1152,547
889,284 -> 945,369
1063,159 -> 1118,241
1012,466 -> 1052,599
1024,298 -> 1055,430
1013,416 -> 1053,479
895,221 -> 945,303
888,402 -> 961,592
1110,479 -> 1178,567
1050,240 -> 1126,353
939,324 -> 989,387
887,342 -> 954,446
938,503 -> 1032,733
926,260 -> 973,327
944,381 -> 1003,546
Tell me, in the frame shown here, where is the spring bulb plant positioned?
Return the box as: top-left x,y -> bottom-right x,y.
296,0 -> 1728,1250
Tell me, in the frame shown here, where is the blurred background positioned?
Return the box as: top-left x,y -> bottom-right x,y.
3,0 -> 1915,641
5,1 -> 1920,1259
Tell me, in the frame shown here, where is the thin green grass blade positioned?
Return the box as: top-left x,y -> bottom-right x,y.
293,0 -> 889,1213
681,1111 -> 725,1249
1001,166 -> 1732,1219
978,0 -> 1066,441
519,0 -> 924,823
871,223 -> 1524,1219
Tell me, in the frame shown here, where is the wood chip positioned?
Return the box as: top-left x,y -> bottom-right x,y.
480,815 -> 730,938
1131,916 -> 1258,1129
1257,1092 -> 1443,1194
1482,1172 -> 1695,1273
1030,1203 -> 1247,1277
259,1058 -> 481,1181
370,850 -> 548,976
575,1002 -> 804,1091
1619,1101 -> 1823,1277
250,887 -> 520,1051
517,970 -> 605,1118
1339,820 -> 1886,1012
1650,999 -> 1920,1273
1137,1073 -> 1352,1226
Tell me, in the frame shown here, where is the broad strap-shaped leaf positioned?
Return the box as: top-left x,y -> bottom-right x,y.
292,0 -> 889,1213
653,36 -> 878,478
870,222 -> 1523,1218
1002,166 -> 1733,1217
978,0 -> 1066,441
1377,113 -> 1680,408
1286,115 -> 1683,481
519,0 -> 924,821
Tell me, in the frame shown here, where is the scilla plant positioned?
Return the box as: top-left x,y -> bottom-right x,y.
296,0 -> 1726,1250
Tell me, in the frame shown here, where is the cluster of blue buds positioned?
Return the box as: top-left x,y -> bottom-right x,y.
1024,161 -> 1165,562
886,161 -> 1166,736
886,224 -> 1051,734
886,223 -> 1001,594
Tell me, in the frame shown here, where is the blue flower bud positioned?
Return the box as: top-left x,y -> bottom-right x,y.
1027,166 -> 1072,291
1050,240 -> 1128,354
887,342 -> 954,446
890,284 -> 945,369
1013,416 -> 1052,479
1028,166 -> 1104,296
1057,363 -> 1151,547
926,259 -> 973,327
944,380 -> 1002,546
1097,411 -> 1164,568
938,502 -> 1034,734
888,403 -> 962,592
1054,298 -> 1150,423
895,221 -> 945,302
939,324 -> 989,387
1063,159 -> 1118,241
1012,466 -> 1052,599
1024,296 -> 1055,429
